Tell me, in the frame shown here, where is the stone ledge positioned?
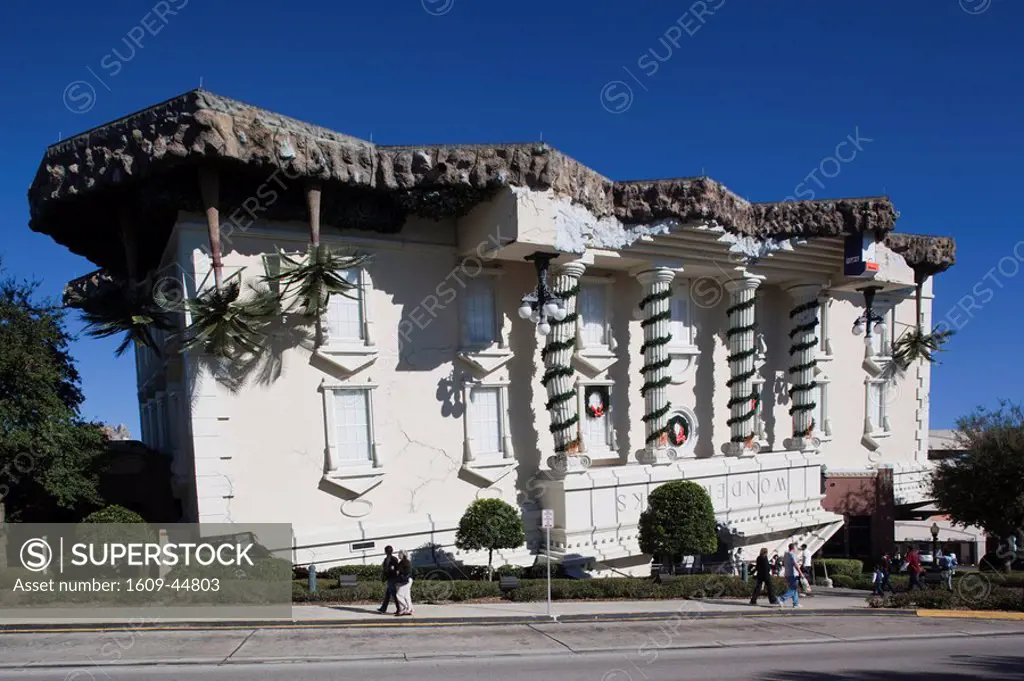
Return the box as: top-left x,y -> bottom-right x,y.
29,89 -> 931,275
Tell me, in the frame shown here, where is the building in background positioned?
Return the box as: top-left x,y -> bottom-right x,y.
32,91 -> 956,573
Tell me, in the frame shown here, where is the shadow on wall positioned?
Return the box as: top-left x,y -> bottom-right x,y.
508,299 -> 542,515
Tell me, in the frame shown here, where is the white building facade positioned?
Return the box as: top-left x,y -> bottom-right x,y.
33,91 -> 956,573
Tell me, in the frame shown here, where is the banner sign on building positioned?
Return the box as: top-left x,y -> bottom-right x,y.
844,232 -> 879,277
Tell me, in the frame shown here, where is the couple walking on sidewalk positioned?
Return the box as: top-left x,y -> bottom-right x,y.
377,545 -> 414,616
750,543 -> 806,608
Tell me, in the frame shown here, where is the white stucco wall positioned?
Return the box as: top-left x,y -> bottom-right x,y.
150,190 -> 937,570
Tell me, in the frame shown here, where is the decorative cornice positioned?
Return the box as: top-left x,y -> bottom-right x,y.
29,89 -> 917,275
883,232 -> 956,277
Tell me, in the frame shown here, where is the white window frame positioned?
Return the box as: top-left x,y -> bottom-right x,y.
320,380 -> 384,497
576,378 -> 618,462
456,267 -> 513,376
813,378 -> 828,441
668,279 -> 699,384
863,377 -> 892,450
865,300 -> 896,373
817,295 -> 834,362
574,275 -> 619,375
313,264 -> 379,375
811,372 -> 832,443
459,377 -> 516,485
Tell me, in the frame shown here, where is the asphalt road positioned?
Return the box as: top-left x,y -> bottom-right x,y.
2,633 -> 1022,681
1,615 -> 1022,680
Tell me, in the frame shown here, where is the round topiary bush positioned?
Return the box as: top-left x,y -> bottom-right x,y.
82,505 -> 146,523
638,481 -> 717,567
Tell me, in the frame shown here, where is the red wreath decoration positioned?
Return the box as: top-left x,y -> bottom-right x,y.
668,417 -> 688,446
587,403 -> 605,418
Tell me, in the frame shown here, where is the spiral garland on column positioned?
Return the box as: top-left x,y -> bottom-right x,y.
638,288 -> 674,445
725,295 -> 758,442
541,282 -> 580,454
787,299 -> 819,435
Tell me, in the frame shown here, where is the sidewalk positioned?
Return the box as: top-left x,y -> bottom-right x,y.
0,593 -> 878,632
2,612 -> 1023,670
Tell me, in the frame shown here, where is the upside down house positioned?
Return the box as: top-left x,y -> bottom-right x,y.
28,90 -> 956,573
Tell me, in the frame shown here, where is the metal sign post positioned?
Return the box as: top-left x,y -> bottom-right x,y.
541,509 -> 554,619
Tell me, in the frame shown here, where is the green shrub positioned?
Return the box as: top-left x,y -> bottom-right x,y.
831,575 -> 856,588
0,567 -> 33,589
874,586 -> 1024,612
815,559 -> 863,578
638,481 -> 717,562
323,565 -> 381,581
455,499 -> 527,580
82,504 -> 146,523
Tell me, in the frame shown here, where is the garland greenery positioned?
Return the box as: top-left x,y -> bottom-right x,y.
542,282 -> 580,454
638,288 -> 674,445
787,299 -> 819,435
725,295 -> 758,442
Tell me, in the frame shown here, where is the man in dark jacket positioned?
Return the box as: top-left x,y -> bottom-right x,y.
377,545 -> 400,614
749,548 -> 778,605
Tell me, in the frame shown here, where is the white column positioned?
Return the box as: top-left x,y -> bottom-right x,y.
634,267 -> 679,465
721,270 -> 764,457
544,261 -> 589,474
783,283 -> 823,453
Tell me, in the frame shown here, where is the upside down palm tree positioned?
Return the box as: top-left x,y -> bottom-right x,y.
262,183 -> 369,339
180,168 -> 279,363
79,208 -> 174,357
890,269 -> 954,372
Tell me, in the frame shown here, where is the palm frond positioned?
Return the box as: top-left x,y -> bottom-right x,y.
891,327 -> 955,371
77,280 -> 175,357
264,245 -> 370,319
181,279 -> 278,361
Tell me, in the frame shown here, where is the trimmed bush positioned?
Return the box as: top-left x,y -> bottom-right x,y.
82,504 -> 146,523
815,559 -> 863,578
455,499 -> 527,581
638,481 -> 717,564
873,586 -> 1024,612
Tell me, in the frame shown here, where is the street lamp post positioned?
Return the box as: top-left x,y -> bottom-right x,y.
852,286 -> 887,339
518,252 -> 568,334
931,522 -> 940,565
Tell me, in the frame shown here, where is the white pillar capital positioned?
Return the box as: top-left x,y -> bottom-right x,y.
634,267 -> 678,286
555,261 -> 587,279
724,269 -> 765,294
785,282 -> 825,302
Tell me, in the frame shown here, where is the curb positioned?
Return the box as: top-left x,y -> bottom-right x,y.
916,609 -> 1024,621
0,607 -> 916,634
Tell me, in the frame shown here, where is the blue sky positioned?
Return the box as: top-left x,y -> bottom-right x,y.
1,0 -> 1020,434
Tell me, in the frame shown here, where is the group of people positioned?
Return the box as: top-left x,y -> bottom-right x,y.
377,545 -> 414,616
749,543 -> 814,607
871,546 -> 958,594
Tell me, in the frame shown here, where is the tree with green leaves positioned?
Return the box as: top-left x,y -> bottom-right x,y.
0,260 -> 107,522
454,498 -> 526,580
931,401 -> 1024,573
638,480 -> 718,572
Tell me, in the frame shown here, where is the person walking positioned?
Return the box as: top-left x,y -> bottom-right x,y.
905,546 -> 925,591
395,550 -> 414,616
879,553 -> 894,593
377,545 -> 400,614
799,543 -> 813,594
938,551 -> 953,591
777,543 -> 801,608
749,548 -> 778,605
